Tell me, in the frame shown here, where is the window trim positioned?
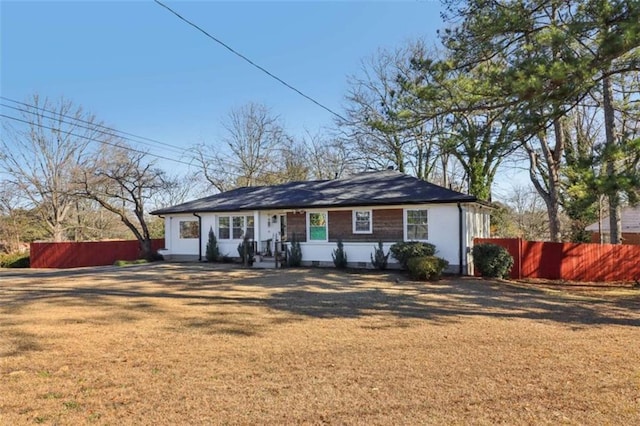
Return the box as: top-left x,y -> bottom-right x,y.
307,211 -> 328,242
404,208 -> 429,242
218,216 -> 230,240
352,209 -> 373,234
218,214 -> 255,240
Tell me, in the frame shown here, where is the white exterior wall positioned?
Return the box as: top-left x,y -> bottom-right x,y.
298,242 -> 399,266
164,214 -> 200,259
160,203 -> 490,274
299,204 -> 463,269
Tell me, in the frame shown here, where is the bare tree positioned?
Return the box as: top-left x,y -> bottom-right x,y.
0,95 -> 101,241
79,143 -> 169,260
192,103 -> 292,190
341,41 -> 442,178
303,132 -> 356,180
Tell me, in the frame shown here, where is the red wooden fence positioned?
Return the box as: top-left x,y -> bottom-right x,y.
30,239 -> 165,269
474,238 -> 640,282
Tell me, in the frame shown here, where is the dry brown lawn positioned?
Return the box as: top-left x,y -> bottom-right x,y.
1,263 -> 639,425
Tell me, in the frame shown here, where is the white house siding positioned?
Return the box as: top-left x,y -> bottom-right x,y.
162,214 -> 200,261
463,204 -> 492,275
296,204 -> 465,271
161,203 -> 489,275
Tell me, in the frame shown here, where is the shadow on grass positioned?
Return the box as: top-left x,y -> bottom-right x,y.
1,264 -> 639,332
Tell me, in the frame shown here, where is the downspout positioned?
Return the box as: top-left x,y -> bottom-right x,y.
458,203 -> 463,275
193,212 -> 202,261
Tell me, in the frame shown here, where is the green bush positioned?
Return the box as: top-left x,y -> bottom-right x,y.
332,239 -> 348,269
237,236 -> 255,266
390,242 -> 436,269
114,259 -> 148,267
205,226 -> 219,262
0,252 -> 30,268
472,243 -> 514,278
287,233 -> 302,267
370,241 -> 389,270
406,256 -> 449,281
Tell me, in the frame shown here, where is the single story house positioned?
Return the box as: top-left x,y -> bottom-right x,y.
586,206 -> 640,245
150,170 -> 491,274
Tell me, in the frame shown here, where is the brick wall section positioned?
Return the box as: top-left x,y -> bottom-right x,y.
286,212 -> 307,242
328,209 -> 403,242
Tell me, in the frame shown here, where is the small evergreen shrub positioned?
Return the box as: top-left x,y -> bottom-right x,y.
406,256 -> 449,281
237,236 -> 255,266
390,242 -> 436,269
0,252 -> 30,268
205,226 -> 219,262
287,233 -> 302,267
472,243 -> 514,278
370,241 -> 389,270
332,239 -> 348,269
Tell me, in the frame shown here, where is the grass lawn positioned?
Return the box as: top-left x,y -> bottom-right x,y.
1,263 -> 639,425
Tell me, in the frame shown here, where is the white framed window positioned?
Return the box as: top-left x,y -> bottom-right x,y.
218,217 -> 230,240
352,210 -> 372,234
308,212 -> 328,241
232,216 -> 245,239
245,215 -> 255,240
405,209 -> 428,241
218,215 -> 255,240
179,221 -> 199,239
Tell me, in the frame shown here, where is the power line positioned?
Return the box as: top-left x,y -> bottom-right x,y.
153,0 -> 348,122
0,113 -> 197,168
0,96 -> 193,158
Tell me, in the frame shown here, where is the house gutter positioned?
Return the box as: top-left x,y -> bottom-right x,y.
458,203 -> 463,275
193,212 -> 202,261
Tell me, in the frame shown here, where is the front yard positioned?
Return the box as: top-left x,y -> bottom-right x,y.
1,263 -> 639,424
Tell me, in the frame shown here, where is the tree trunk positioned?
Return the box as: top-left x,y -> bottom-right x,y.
602,76 -> 622,244
139,238 -> 154,261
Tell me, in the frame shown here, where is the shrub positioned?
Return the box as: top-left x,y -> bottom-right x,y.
237,236 -> 255,266
114,259 -> 148,267
390,242 -> 436,269
0,252 -> 30,268
287,233 -> 302,267
472,243 -> 514,278
332,239 -> 348,269
406,256 -> 449,281
205,226 -> 219,262
370,241 -> 389,270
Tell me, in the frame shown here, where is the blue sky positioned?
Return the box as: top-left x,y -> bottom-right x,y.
2,0 -> 445,155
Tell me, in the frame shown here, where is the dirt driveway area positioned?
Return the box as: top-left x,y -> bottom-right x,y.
1,263 -> 639,424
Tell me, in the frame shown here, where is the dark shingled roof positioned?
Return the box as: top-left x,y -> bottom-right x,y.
150,170 -> 477,215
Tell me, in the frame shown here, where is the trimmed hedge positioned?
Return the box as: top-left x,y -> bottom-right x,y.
472,243 -> 514,278
406,256 -> 449,281
390,242 -> 436,269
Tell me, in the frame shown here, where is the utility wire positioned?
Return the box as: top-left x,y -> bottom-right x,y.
1,102 -> 189,159
153,0 -> 348,122
0,113 -> 197,168
0,96 -> 193,158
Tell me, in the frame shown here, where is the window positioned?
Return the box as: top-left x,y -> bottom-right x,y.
308,212 -> 327,241
352,210 -> 372,234
232,216 -> 245,239
245,215 -> 255,239
406,209 -> 428,240
218,215 -> 255,240
218,217 -> 230,240
179,221 -> 199,239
